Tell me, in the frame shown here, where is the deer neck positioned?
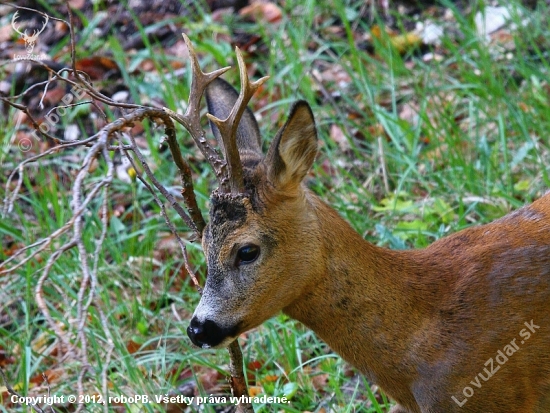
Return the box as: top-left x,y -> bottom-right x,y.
283,191 -> 437,399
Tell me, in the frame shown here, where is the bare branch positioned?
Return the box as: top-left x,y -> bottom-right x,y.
164,122 -> 206,234
42,372 -> 56,413
228,341 -> 254,412
64,0 -> 77,77
119,135 -> 202,289
3,18 -> 258,409
0,368 -> 47,413
0,97 -> 65,145
2,135 -> 98,216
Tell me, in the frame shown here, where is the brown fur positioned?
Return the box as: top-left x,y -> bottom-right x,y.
190,79 -> 550,412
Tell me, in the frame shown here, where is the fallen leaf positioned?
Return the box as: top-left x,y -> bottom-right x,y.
29,369 -> 62,385
75,56 -> 120,80
126,339 -> 142,354
330,124 -> 350,152
398,101 -> 419,126
490,29 -> 515,49
318,64 -> 352,88
367,123 -> 386,139
389,32 -> 422,54
311,373 -> 329,390
198,368 -> 224,392
240,2 -> 282,24
41,86 -> 67,106
248,385 -> 263,397
261,374 -> 279,383
68,0 -> 86,8
0,347 -> 15,367
371,25 -> 422,54
247,360 -> 263,371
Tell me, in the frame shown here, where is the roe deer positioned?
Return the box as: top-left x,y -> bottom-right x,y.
181,39 -> 550,413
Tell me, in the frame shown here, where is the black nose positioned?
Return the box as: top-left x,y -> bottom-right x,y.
187,317 -> 238,348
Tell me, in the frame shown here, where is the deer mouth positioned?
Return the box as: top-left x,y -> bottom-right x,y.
187,317 -> 240,349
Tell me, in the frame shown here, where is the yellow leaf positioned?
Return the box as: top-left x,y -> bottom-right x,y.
248,385 -> 263,397
371,25 -> 423,54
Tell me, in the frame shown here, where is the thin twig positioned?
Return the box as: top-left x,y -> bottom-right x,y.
3,15 -> 256,408
0,97 -> 64,145
0,368 -> 47,413
116,119 -> 199,235
99,309 -> 115,413
228,341 -> 253,412
42,372 -> 56,413
164,125 -> 206,234
65,0 -> 77,77
119,136 -> 202,289
2,136 -> 98,216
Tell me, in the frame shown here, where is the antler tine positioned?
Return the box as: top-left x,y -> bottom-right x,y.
11,11 -> 24,36
166,34 -> 231,182
207,47 -> 269,194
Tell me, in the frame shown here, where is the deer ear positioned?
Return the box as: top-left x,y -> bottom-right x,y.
265,101 -> 318,191
205,78 -> 262,156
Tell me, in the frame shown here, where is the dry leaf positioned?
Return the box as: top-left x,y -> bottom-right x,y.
389,32 -> 422,53
367,123 -> 386,139
0,347 -> 15,367
68,0 -> 86,8
318,64 -> 352,88
75,56 -> 120,80
311,373 -> 329,390
248,385 -> 263,397
247,360 -> 263,371
198,368 -> 224,392
29,369 -> 62,385
371,25 -> 422,54
240,2 -> 282,24
399,101 -> 419,127
126,339 -> 142,354
41,86 -> 67,106
518,102 -> 533,113
261,374 -> 279,383
330,124 -> 350,152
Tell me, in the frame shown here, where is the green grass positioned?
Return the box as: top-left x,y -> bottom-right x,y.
1,0 -> 549,412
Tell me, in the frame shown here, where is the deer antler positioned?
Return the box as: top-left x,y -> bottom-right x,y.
31,13 -> 49,40
206,48 -> 269,194
165,34 -> 230,185
11,11 -> 24,37
166,35 -> 268,195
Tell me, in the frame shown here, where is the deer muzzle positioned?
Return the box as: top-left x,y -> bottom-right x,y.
187,316 -> 239,349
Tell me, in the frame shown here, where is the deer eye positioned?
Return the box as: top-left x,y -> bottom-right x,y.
235,244 -> 260,266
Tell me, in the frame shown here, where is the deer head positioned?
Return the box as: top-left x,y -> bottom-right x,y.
180,38 -> 319,349
12,10 -> 49,54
